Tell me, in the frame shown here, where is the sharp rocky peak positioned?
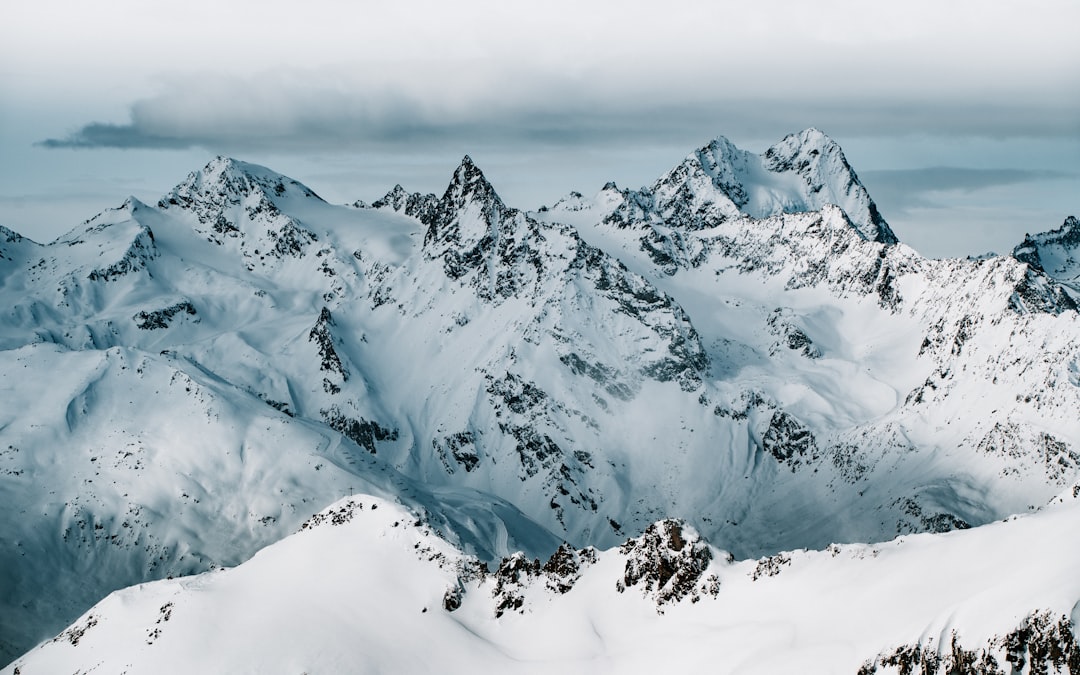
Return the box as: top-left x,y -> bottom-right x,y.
159,156 -> 323,213
441,155 -> 504,211
764,128 -> 897,245
371,184 -> 439,222
641,128 -> 897,245
424,156 -> 512,252
373,184 -> 410,210
1012,215 -> 1080,292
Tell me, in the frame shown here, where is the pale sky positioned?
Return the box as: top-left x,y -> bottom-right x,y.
1,0 -> 1077,257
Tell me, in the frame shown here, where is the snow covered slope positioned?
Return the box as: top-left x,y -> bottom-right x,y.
6,492 -> 1079,674
1,130 -> 1078,667
1014,215 -> 1080,298
576,128 -> 896,245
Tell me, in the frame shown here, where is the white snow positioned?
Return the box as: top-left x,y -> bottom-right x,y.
1,130 -> 1077,670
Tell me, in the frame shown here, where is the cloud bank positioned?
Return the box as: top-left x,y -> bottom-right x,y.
38,70 -> 1080,154
861,168 -> 1074,194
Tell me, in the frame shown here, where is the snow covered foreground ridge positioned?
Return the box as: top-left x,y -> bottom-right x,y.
5,495 -> 1080,675
0,128 -> 1079,668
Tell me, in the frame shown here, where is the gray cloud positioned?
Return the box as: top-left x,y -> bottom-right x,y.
860,167 -> 1074,193
37,69 -> 1080,155
859,167 -> 1076,216
38,123 -> 191,149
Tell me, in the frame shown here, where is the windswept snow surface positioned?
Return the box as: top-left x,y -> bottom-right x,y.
1,132 -> 1079,667
5,493 -> 1080,674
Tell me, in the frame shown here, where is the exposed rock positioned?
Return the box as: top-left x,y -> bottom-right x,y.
616,519 -> 713,608
133,301 -> 197,330
859,610 -> 1080,675
308,307 -> 348,381
320,406 -> 398,455
762,411 -> 819,469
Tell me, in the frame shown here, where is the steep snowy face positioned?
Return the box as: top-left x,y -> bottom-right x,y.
356,157 -> 711,540
415,157 -> 709,388
158,156 -> 322,263
539,143 -> 1080,559
760,128 -> 896,243
596,128 -> 895,244
1014,215 -> 1080,295
0,342 -> 560,665
0,197 -> 166,350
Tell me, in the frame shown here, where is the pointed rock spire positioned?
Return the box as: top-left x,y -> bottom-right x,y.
440,155 -> 503,211
372,184 -> 409,211
425,156 -> 507,251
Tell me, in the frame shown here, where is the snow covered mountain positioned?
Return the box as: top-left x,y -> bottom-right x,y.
1014,215 -> 1080,299
570,128 -> 896,247
1,130 -> 1078,670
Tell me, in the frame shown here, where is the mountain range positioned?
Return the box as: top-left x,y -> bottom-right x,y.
1,129 -> 1078,673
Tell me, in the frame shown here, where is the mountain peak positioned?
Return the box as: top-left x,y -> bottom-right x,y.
444,155 -> 501,207
372,184 -> 409,211
762,129 -> 897,244
638,129 -> 895,243
160,157 -> 323,214
424,157 -> 508,253
763,128 -> 842,164
1012,215 -> 1080,290
702,134 -> 742,155
371,184 -> 439,222
791,126 -> 833,146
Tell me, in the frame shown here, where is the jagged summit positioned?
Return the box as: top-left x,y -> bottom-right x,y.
153,156 -> 321,258
372,184 -> 410,210
762,128 -> 896,244
441,155 -> 504,211
423,156 -> 509,253
583,128 -> 896,245
1013,215 -> 1080,293
371,183 -> 438,222
159,156 -> 323,214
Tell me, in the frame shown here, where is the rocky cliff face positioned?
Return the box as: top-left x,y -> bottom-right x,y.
1014,215 -> 1080,301
596,128 -> 895,244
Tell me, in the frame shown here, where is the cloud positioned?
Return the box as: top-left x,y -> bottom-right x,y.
38,124 -> 192,150
856,167 -> 1079,255
861,167 -> 1074,194
36,61 -> 1080,155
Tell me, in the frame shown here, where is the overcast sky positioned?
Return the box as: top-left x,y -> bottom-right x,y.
1,0 -> 1077,257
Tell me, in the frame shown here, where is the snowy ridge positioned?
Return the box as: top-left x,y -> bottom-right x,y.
588,128 -> 895,245
1,130 -> 1079,668
1014,215 -> 1080,298
158,156 -> 322,266
5,493 -> 1080,674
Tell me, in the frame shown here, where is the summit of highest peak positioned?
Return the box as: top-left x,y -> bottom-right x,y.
627,130 -> 896,243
